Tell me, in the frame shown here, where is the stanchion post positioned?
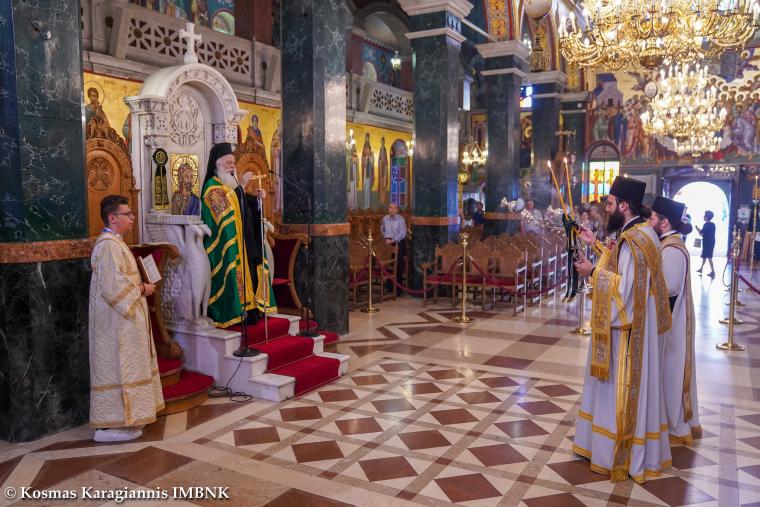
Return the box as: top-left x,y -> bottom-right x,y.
718,228 -> 745,351
453,233 -> 474,324
361,230 -> 379,314
570,285 -> 591,335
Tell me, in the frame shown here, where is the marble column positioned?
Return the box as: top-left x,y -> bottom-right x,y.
477,41 -> 528,235
0,0 -> 91,442
399,0 -> 472,288
561,93 -> 589,208
280,0 -> 349,333
529,71 -> 566,209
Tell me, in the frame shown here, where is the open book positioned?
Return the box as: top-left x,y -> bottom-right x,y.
136,255 -> 162,284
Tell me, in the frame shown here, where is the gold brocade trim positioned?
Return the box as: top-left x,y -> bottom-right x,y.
573,444 -> 672,483
91,376 -> 156,392
210,237 -> 237,278
110,283 -> 135,308
208,261 -> 238,305
578,411 -> 667,442
660,234 -> 696,421
590,268 -> 616,380
611,229 -> 650,483
205,214 -> 236,254
89,414 -> 158,429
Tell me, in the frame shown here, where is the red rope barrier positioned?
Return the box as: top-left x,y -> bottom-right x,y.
373,255 -> 462,296
737,272 -> 760,296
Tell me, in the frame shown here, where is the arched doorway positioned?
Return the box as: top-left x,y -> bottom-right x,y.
673,181 -> 730,256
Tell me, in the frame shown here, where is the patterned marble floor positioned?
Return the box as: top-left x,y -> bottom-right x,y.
2,256 -> 760,507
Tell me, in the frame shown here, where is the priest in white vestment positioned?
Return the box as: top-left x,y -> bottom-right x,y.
574,177 -> 672,483
649,196 -> 701,444
89,195 -> 164,442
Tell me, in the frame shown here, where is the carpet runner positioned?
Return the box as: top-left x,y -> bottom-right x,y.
223,317 -> 343,396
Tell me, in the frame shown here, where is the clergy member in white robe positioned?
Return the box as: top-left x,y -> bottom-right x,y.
649,196 -> 700,444
574,177 -> 672,483
89,195 -> 164,443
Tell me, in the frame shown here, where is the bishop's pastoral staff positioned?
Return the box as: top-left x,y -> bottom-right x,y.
572,176 -> 673,483
201,142 -> 276,328
649,196 -> 701,445
89,195 -> 164,443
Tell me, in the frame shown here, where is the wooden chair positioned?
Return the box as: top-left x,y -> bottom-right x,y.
270,231 -> 307,315
468,241 -> 495,311
349,240 -> 370,311
490,248 -> 528,316
373,239 -> 398,301
422,242 -> 461,307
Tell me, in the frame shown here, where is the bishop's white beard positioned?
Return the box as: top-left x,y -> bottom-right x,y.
217,170 -> 239,190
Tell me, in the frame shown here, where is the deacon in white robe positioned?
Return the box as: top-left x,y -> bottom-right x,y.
650,197 -> 700,444
574,177 -> 672,483
89,196 -> 164,442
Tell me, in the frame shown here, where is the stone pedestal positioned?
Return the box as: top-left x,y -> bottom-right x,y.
477,41 -> 528,236
0,0 -> 90,442
400,0 -> 472,288
280,0 -> 349,333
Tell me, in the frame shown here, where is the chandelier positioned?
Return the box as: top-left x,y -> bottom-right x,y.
462,144 -> 487,166
640,62 -> 726,155
558,0 -> 760,70
673,132 -> 722,156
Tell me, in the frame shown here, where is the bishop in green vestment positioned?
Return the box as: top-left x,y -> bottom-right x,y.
201,142 -> 276,328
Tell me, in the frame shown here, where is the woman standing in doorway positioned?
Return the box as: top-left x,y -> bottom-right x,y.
696,210 -> 716,277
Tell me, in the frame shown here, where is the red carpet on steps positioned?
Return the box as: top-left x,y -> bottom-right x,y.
226,317 -> 291,345
298,321 -> 340,345
256,336 -> 315,370
157,357 -> 183,375
270,356 -> 341,396
162,370 -> 214,399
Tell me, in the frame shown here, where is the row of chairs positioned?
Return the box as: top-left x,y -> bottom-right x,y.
422,232 -> 568,315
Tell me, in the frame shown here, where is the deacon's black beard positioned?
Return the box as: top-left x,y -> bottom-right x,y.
607,209 -> 625,233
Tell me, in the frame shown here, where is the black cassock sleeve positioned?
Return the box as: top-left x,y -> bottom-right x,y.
234,187 -> 263,291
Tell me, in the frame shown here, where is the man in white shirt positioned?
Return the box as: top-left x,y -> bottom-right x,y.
381,203 -> 407,296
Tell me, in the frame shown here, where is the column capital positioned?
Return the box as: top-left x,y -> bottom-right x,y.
476,40 -> 530,61
561,91 -> 591,104
525,70 -> 568,86
399,0 -> 473,19
406,27 -> 466,43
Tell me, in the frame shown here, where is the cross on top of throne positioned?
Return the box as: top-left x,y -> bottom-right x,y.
179,22 -> 202,65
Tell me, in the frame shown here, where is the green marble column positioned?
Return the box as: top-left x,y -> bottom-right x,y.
529,72 -> 566,209
0,0 -> 90,442
562,95 -> 589,208
477,42 -> 528,236
280,0 -> 349,333
399,0 -> 472,288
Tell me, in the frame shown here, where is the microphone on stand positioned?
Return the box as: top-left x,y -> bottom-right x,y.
268,168 -> 319,338
232,171 -> 260,358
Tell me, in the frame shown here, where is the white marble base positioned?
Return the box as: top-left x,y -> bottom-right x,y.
170,319 -> 349,402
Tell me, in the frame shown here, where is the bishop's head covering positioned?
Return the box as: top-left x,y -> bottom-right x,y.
204,142 -> 234,184
609,176 -> 646,208
651,196 -> 686,227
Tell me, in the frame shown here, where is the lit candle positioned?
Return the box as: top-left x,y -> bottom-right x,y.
548,161 -> 568,218
563,157 -> 574,218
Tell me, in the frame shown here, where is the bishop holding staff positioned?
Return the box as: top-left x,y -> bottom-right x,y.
572,176 -> 672,483
201,142 -> 275,329
89,196 -> 164,442
649,196 -> 701,445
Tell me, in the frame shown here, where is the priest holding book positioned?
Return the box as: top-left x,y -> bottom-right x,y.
88,195 -> 165,442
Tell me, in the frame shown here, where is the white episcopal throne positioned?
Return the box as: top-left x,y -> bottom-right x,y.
125,23 -> 247,329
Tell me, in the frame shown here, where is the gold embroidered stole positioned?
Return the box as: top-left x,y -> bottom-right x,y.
589,241 -> 619,381
608,226 -> 670,481
660,234 -> 695,421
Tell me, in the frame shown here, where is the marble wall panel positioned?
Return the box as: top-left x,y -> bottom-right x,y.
1,0 -> 86,242
0,258 -> 91,442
